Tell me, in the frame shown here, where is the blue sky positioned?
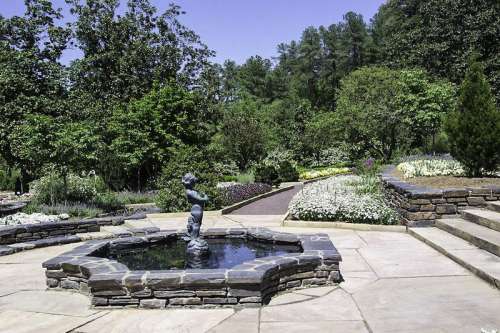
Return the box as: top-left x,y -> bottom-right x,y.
1,0 -> 386,64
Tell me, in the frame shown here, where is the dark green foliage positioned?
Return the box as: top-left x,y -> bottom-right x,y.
373,0 -> 500,102
277,161 -> 299,182
254,164 -> 280,186
336,67 -> 455,161
445,59 -> 500,176
92,192 -> 125,212
0,0 -> 70,182
220,98 -> 266,170
67,0 -> 213,107
108,82 -> 210,190
155,146 -> 222,212
0,159 -> 20,191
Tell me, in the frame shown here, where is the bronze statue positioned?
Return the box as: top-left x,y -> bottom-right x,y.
182,173 -> 209,255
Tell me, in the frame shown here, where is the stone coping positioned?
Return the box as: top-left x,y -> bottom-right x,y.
43,227 -> 342,309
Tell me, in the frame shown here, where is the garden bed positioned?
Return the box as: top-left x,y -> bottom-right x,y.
390,169 -> 500,188
288,175 -> 399,225
382,166 -> 500,227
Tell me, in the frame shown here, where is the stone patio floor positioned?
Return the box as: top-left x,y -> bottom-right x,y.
1,213 -> 499,333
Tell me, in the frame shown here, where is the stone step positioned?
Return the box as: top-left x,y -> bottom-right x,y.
461,209 -> 500,232
409,227 -> 499,289
436,218 -> 500,257
486,201 -> 500,213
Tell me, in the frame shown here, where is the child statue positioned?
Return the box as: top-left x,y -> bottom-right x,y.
181,173 -> 209,255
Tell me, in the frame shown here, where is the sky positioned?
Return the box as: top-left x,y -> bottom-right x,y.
0,0 -> 386,65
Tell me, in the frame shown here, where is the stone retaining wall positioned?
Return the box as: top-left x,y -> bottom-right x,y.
0,215 -> 134,256
381,166 -> 500,226
43,228 -> 342,308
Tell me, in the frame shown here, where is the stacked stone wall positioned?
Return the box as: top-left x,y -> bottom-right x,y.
381,167 -> 500,226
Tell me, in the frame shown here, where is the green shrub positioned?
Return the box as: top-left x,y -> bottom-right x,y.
236,172 -> 254,184
254,164 -> 280,186
277,161 -> 299,182
0,167 -> 19,191
114,191 -> 157,205
155,146 -> 222,212
93,192 -> 124,211
354,158 -> 382,176
445,58 -> 500,176
30,172 -> 106,205
23,202 -> 103,218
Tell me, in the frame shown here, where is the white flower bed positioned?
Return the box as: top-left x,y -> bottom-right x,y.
0,212 -> 70,226
397,158 -> 464,178
289,175 -> 398,224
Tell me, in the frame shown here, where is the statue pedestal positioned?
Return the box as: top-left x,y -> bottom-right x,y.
186,238 -> 210,269
186,238 -> 210,254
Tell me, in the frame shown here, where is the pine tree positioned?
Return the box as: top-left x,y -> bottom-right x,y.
445,58 -> 500,177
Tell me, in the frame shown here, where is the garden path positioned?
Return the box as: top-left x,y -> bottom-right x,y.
228,183 -> 303,215
1,218 -> 500,332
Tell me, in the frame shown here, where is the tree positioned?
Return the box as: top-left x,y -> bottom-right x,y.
67,0 -> 213,109
263,95 -> 313,161
108,82 -> 210,190
396,70 -> 456,151
336,66 -> 455,161
372,0 -> 500,102
0,0 -> 70,185
445,58 -> 500,176
220,98 -> 266,169
303,112 -> 339,162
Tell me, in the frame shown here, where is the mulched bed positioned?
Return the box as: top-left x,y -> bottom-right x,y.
391,169 -> 500,188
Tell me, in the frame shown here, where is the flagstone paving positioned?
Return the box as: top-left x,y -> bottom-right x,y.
0,213 -> 499,332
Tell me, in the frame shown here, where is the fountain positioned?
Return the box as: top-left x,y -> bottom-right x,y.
42,174 -> 343,308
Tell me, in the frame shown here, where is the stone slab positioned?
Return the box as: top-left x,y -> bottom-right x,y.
358,238 -> 470,278
267,292 -> 313,305
292,285 -> 336,297
0,290 -> 98,317
75,309 -> 234,333
207,308 -> 259,333
260,288 -> 362,322
260,321 -> 369,333
0,310 -> 101,333
353,276 -> 500,333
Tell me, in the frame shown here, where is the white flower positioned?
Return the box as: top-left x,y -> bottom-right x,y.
289,175 -> 398,225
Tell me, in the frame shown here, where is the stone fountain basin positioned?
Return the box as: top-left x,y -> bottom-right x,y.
42,227 -> 342,309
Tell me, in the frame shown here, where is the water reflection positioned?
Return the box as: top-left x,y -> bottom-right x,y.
106,238 -> 301,270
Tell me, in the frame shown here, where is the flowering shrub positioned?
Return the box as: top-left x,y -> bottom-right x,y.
31,172 -> 106,205
217,182 -> 272,206
289,175 -> 398,224
397,156 -> 464,178
306,146 -> 351,168
299,167 -> 350,180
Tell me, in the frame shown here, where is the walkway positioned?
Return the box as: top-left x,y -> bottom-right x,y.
228,183 -> 302,215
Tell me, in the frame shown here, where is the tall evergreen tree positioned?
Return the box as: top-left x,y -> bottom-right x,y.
445,58 -> 500,176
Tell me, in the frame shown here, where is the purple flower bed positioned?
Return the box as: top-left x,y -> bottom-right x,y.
218,183 -> 272,206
